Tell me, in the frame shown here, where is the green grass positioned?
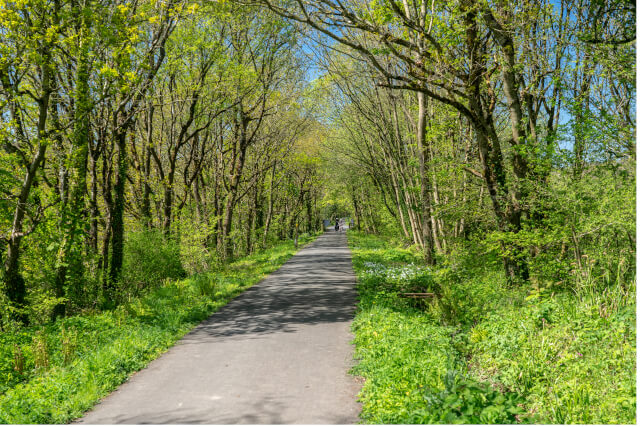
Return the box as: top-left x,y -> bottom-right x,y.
348,231 -> 635,424
467,285 -> 636,423
348,232 -> 524,424
0,234 -> 318,424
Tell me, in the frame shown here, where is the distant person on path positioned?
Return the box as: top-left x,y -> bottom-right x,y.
334,218 -> 339,232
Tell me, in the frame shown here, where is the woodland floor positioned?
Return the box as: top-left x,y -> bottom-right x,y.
76,231 -> 361,424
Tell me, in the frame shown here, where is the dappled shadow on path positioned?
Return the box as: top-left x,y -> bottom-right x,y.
105,394 -> 356,424
181,232 -> 358,342
104,397 -> 285,424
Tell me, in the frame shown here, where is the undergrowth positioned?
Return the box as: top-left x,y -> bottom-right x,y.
348,231 -> 635,424
349,233 -> 524,424
0,234 -> 317,424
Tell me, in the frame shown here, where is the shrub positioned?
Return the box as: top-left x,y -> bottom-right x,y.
428,267 -> 517,327
175,209 -> 216,275
418,370 -> 524,424
121,230 -> 186,298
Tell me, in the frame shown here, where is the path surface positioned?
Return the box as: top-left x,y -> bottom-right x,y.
78,232 -> 361,424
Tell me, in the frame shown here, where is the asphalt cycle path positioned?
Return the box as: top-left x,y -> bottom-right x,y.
78,231 -> 361,424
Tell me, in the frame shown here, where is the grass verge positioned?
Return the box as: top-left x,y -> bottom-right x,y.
348,232 -> 523,424
0,234 -> 318,423
348,231 -> 635,424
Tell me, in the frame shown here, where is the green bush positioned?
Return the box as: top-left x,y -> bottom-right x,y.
428,267 -> 517,327
121,230 -> 186,297
175,209 -> 216,275
418,370 -> 524,424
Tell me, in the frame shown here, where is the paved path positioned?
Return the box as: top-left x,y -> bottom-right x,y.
78,232 -> 361,424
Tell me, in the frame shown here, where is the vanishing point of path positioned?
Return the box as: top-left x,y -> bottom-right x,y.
78,232 -> 361,424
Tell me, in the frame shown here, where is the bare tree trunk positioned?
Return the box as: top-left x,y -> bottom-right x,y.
246,181 -> 258,255
416,92 -> 435,264
142,104 -> 154,227
222,111 -> 248,260
385,153 -> 411,240
108,127 -> 128,291
263,163 -> 276,246
162,165 -> 175,235
305,192 -> 313,233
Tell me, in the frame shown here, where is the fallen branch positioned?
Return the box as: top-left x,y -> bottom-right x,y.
399,292 -> 435,299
